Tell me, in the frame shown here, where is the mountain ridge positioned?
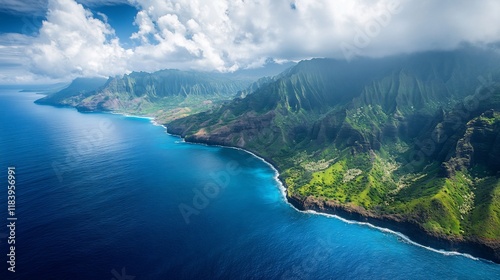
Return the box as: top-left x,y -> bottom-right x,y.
167,47 -> 500,263
36,63 -> 295,122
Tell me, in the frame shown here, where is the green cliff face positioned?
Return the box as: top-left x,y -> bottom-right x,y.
37,70 -> 254,122
168,47 -> 500,246
36,62 -> 296,122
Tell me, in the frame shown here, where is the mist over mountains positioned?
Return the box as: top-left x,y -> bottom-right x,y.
167,46 -> 500,262
37,45 -> 500,262
36,61 -> 294,121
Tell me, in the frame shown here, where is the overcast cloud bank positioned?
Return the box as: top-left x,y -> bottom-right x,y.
1,0 -> 499,83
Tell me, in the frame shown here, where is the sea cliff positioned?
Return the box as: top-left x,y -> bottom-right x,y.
166,128 -> 500,264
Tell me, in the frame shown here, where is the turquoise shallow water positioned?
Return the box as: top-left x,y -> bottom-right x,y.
0,90 -> 499,279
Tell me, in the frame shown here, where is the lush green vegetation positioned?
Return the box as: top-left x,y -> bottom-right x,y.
39,47 -> 500,247
37,69 -> 263,122
168,48 -> 500,245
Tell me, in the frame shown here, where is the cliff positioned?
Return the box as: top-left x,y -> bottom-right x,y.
167,47 -> 500,263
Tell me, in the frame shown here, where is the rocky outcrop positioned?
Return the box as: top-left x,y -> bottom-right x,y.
443,110 -> 500,176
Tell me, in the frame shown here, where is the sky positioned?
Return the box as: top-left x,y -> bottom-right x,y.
0,0 -> 500,84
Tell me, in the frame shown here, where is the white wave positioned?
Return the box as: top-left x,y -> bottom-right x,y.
150,120 -> 165,127
107,111 -> 155,120
125,114 -> 151,119
119,113 -> 166,128
159,128 -> 491,264
303,209 -> 485,262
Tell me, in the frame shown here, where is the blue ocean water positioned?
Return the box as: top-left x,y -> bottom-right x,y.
0,90 -> 499,280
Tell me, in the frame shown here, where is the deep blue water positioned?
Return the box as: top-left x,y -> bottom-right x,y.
0,90 -> 499,280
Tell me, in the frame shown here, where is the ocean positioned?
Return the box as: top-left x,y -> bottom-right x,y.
0,90 -> 499,279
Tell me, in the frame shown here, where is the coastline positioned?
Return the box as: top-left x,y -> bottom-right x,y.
165,128 -> 500,265
30,98 -> 500,264
287,194 -> 499,264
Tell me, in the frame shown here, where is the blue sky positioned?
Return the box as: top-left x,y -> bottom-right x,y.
0,0 -> 500,84
0,2 -> 137,42
91,4 -> 138,47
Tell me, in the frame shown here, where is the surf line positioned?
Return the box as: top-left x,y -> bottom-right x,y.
168,132 -> 491,263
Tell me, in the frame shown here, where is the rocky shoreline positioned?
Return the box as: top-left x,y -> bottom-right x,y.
32,97 -> 500,264
167,127 -> 500,264
288,194 -> 500,264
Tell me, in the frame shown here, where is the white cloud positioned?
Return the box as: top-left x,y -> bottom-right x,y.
127,0 -> 500,72
27,0 -> 131,79
4,0 -> 500,83
0,33 -> 37,84
126,0 -> 292,71
342,0 -> 500,58
77,0 -> 130,7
